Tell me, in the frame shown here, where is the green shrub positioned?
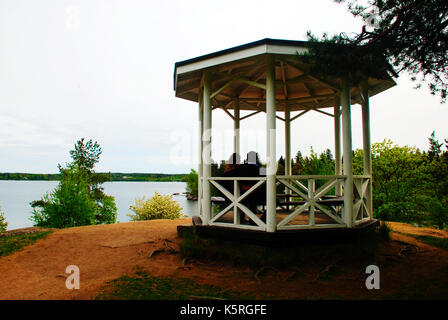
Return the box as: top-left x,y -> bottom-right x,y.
128,192 -> 185,221
413,235 -> 448,250
0,206 -> 7,233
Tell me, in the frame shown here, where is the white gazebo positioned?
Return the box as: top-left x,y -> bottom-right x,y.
174,38 -> 396,234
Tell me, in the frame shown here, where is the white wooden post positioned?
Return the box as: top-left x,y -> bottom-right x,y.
202,72 -> 212,225
198,92 -> 203,218
334,96 -> 342,196
233,180 -> 241,224
234,98 -> 240,223
308,178 -> 315,226
284,104 -> 291,211
234,98 -> 240,155
361,78 -> 373,219
285,104 -> 291,178
266,54 -> 277,232
341,78 -> 353,227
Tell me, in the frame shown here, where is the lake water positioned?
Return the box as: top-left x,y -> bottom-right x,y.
0,181 -> 197,230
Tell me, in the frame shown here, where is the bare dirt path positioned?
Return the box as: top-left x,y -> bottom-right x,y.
0,219 -> 447,300
0,219 -> 191,299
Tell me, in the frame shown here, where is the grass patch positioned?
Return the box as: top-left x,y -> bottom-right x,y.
384,275 -> 448,300
316,264 -> 340,281
96,271 -> 250,300
394,228 -> 448,250
0,231 -> 52,257
412,235 -> 448,250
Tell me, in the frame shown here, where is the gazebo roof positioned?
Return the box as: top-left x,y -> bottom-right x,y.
174,38 -> 397,112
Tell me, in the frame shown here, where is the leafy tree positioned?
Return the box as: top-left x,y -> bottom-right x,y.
426,198 -> 448,230
340,0 -> 448,102
324,148 -> 334,161
31,167 -> 97,228
96,195 -> 118,224
292,153 -> 304,174
278,156 -> 285,166
366,140 -> 429,223
295,151 -> 303,163
277,156 -> 286,175
354,139 -> 448,228
69,138 -> 102,171
293,147 -> 335,176
31,138 -> 117,228
65,138 -> 110,203
307,0 -> 448,102
428,131 -> 443,161
300,32 -> 392,87
182,169 -> 198,197
426,134 -> 448,228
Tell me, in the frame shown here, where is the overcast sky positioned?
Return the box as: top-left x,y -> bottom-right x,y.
0,0 -> 447,174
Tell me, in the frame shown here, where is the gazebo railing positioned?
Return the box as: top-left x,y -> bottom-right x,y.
208,177 -> 267,231
276,175 -> 346,230
353,175 -> 372,223
202,174 -> 372,231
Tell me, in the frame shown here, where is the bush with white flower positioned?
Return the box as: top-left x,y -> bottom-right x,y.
128,192 -> 185,221
0,206 -> 8,233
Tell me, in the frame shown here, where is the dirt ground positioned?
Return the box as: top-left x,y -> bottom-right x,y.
0,219 -> 447,300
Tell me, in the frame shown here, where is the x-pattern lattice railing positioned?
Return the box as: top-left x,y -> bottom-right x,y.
276,175 -> 346,229
353,176 -> 372,222
208,177 -> 267,230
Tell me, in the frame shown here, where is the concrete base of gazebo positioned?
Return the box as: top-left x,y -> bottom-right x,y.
177,217 -> 379,247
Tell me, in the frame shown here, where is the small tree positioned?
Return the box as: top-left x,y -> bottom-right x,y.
128,193 -> 185,221
428,131 -> 443,162
182,169 -> 198,197
31,167 -> 97,228
31,138 -> 117,228
70,138 -> 102,171
277,156 -> 285,175
0,206 -> 7,233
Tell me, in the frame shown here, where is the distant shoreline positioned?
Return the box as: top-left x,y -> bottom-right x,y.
0,172 -> 188,182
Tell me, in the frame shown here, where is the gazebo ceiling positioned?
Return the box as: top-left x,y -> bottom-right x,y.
174,38 -> 397,112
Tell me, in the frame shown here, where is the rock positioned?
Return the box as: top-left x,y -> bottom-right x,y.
186,193 -> 198,201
